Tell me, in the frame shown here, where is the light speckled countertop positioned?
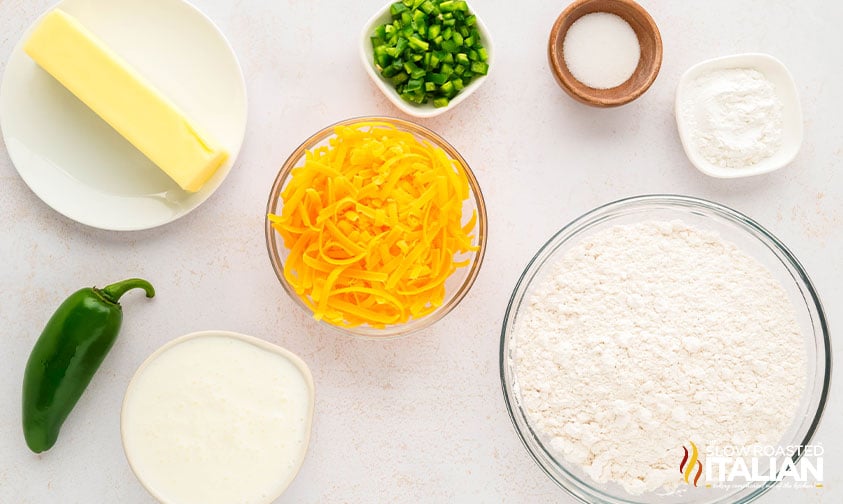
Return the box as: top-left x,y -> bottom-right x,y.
0,0 -> 839,502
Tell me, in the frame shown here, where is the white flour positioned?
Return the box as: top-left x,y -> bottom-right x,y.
511,220 -> 806,495
679,68 -> 783,169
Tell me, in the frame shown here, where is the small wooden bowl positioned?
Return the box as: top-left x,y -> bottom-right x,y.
548,0 -> 662,107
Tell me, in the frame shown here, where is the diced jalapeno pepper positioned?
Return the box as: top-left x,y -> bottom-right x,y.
370,0 -> 489,107
390,2 -> 408,16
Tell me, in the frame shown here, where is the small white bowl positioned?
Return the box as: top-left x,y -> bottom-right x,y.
675,53 -> 803,178
359,1 -> 493,118
121,330 -> 315,504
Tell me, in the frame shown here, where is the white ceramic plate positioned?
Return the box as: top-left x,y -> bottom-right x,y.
359,1 -> 494,118
674,53 -> 802,179
0,0 -> 247,230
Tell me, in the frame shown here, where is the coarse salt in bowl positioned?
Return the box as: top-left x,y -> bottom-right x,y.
547,0 -> 663,107
500,195 -> 830,504
265,117 -> 487,339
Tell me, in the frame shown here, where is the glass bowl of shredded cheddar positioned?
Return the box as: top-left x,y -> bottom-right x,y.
265,117 -> 487,337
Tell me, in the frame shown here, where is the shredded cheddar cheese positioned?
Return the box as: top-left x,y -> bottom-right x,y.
269,121 -> 478,328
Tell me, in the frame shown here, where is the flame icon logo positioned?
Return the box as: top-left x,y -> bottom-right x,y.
680,441 -> 703,486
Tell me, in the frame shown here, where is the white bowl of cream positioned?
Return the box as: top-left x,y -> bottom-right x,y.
675,53 -> 803,178
121,330 -> 315,504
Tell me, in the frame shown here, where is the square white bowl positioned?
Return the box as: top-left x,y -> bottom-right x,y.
359,1 -> 493,118
675,53 -> 803,179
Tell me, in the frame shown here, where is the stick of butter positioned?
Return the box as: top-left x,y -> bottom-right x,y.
24,10 -> 228,193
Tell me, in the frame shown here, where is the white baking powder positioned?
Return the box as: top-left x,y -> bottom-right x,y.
511,221 -> 806,495
563,12 -> 640,89
680,68 -> 783,169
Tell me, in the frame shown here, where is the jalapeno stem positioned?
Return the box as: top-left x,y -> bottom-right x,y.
100,278 -> 155,304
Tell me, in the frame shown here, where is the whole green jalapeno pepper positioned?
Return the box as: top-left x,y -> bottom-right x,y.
22,278 -> 155,453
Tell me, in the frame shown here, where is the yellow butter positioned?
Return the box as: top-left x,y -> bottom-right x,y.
24,10 -> 227,192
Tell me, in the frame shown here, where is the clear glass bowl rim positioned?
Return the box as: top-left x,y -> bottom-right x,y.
264,116 -> 488,339
499,194 -> 831,504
